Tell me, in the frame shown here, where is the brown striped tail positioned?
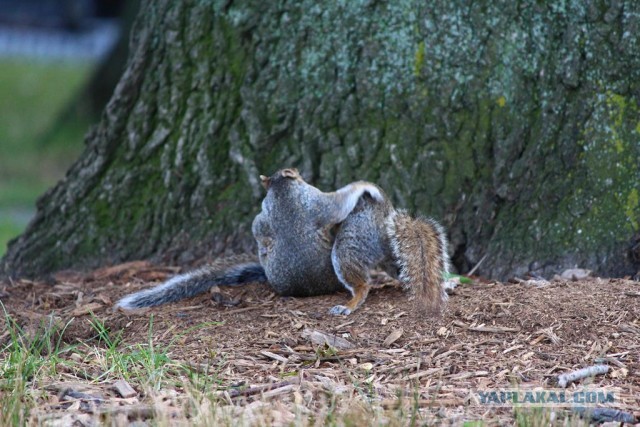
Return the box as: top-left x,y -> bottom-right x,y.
386,210 -> 450,314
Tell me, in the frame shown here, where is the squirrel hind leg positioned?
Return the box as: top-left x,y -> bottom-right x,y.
329,282 -> 371,315
329,246 -> 372,316
328,276 -> 370,316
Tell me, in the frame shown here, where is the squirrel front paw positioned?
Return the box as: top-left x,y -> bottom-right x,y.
329,305 -> 352,316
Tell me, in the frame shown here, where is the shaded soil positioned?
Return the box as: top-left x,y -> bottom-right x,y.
1,261 -> 639,425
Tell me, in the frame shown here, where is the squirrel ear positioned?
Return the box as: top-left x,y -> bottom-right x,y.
260,175 -> 271,189
281,168 -> 299,179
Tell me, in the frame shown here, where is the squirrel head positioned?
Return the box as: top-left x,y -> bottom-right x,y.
260,168 -> 302,190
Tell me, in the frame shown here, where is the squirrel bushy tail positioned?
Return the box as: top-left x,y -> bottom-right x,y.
116,261 -> 267,309
386,210 -> 450,314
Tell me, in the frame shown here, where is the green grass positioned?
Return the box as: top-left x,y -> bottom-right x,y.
0,304 -> 74,425
0,309 -> 227,424
0,58 -> 95,256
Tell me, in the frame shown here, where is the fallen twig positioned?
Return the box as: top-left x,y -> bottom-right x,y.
226,378 -> 299,399
467,325 -> 520,333
451,321 -> 520,333
260,350 -> 288,363
593,356 -> 626,368
557,365 -> 609,388
467,254 -> 487,276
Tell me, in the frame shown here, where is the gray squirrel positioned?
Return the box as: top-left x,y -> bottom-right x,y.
116,168 -> 450,315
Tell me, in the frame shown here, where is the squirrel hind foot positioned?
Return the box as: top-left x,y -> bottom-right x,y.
329,305 -> 352,316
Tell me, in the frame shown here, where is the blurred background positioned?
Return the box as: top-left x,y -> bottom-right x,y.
0,0 -> 137,256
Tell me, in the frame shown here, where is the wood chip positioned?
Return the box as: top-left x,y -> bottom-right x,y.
618,323 -> 640,334
260,351 -> 288,363
301,329 -> 354,350
447,370 -> 489,380
112,380 -> 137,398
406,367 -> 443,380
382,328 -> 404,347
261,384 -> 297,399
593,356 -> 627,368
502,344 -> 523,354
226,378 -> 300,398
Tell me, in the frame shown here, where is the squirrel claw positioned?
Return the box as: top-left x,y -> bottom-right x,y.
329,305 -> 352,316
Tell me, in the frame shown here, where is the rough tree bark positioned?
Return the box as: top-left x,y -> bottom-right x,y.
2,0 -> 639,280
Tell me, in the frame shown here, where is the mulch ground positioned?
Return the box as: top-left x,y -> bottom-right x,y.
1,260 -> 639,425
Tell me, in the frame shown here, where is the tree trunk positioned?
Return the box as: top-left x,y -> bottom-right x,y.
3,0 -> 639,280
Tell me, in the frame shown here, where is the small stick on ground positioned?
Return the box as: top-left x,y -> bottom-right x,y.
557,365 -> 609,388
467,254 -> 488,276
226,378 -> 300,399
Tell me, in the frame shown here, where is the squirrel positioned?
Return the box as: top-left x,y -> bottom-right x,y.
116,168 -> 450,315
